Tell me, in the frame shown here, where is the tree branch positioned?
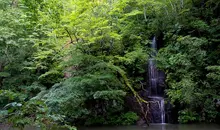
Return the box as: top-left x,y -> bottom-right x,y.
65,28 -> 75,44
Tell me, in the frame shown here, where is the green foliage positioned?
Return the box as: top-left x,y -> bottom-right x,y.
120,112 -> 139,125
156,0 -> 220,123
8,100 -> 49,128
38,70 -> 63,86
157,36 -> 207,104
203,98 -> 219,122
93,90 -> 126,100
0,0 -> 36,89
0,90 -> 26,108
1,97 -> 76,130
178,109 -> 199,123
85,112 -> 138,126
1,0 -> 220,127
206,65 -> 220,81
0,72 -> 10,77
41,57 -> 129,124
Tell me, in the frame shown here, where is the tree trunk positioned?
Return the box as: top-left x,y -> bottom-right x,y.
0,63 -> 4,88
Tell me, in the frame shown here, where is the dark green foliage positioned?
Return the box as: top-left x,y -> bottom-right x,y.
0,90 -> 25,109
120,112 -> 139,125
0,0 -> 36,89
157,36 -> 207,105
156,0 -> 220,123
178,109 -> 199,123
0,90 -> 76,130
85,112 -> 138,126
42,55 -> 130,125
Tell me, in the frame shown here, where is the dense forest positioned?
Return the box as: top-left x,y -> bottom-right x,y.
0,0 -> 219,129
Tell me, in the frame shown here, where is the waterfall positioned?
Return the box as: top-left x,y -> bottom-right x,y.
148,36 -> 165,124
160,98 -> 165,123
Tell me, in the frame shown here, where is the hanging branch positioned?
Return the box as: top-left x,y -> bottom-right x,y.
65,28 -> 74,44
73,33 -> 79,43
65,27 -> 80,44
52,28 -> 79,58
107,63 -> 152,125
140,81 -> 148,93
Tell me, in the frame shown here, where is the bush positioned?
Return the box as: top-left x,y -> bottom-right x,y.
85,112 -> 138,126
120,112 -> 139,125
178,109 -> 199,123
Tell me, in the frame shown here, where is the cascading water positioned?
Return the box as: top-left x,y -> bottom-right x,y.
148,36 -> 165,124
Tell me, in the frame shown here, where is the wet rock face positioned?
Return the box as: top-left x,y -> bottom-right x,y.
136,118 -> 146,126
125,90 -> 176,124
215,99 -> 220,107
148,98 -> 165,123
125,93 -> 149,125
149,101 -> 162,123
